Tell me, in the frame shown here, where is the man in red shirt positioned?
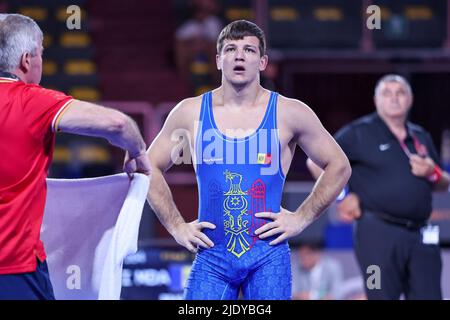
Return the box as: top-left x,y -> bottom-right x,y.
0,14 -> 151,299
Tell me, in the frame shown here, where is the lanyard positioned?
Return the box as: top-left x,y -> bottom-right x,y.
397,131 -> 428,159
396,127 -> 442,184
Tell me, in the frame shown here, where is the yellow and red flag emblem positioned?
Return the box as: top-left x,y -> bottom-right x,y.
257,153 -> 272,164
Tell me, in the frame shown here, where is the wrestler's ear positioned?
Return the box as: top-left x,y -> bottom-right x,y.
259,55 -> 268,72
216,54 -> 221,70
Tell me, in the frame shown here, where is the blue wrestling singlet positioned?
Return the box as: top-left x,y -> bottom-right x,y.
184,91 -> 291,300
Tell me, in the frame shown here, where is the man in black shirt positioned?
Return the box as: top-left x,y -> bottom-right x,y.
307,74 -> 450,299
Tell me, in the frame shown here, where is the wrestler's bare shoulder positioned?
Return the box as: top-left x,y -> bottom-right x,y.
276,94 -> 316,129
166,95 -> 203,129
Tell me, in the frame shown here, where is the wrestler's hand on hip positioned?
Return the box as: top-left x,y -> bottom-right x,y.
172,220 -> 216,253
254,208 -> 305,245
337,193 -> 361,223
123,151 -> 151,178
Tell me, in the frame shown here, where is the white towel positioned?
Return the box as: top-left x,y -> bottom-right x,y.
40,173 -> 150,300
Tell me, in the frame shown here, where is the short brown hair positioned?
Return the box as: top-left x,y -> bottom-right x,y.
216,20 -> 266,56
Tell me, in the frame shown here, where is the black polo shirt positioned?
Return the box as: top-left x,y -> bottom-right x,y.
335,112 -> 440,222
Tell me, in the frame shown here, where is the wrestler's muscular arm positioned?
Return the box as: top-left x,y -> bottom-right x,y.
307,158 -> 361,223
146,98 -> 215,253
290,100 -> 351,228
256,98 -> 351,244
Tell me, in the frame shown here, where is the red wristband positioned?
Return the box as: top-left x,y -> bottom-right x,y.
428,165 -> 443,183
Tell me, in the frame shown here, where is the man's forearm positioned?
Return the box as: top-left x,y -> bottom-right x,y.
147,169 -> 185,236
112,116 -> 147,158
295,159 -> 351,227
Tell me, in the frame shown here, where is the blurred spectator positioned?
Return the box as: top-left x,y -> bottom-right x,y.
291,242 -> 344,300
175,0 -> 222,94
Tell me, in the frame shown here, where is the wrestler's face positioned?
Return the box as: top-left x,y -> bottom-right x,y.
375,81 -> 413,120
216,36 -> 268,86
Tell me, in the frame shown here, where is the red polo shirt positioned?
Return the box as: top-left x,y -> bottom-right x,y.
0,76 -> 73,274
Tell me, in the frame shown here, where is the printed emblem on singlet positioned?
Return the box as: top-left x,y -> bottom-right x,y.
223,170 -> 250,257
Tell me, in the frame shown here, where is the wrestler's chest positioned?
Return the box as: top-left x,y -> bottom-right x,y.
213,107 -> 267,134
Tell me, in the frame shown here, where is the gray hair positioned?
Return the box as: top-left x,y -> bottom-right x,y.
0,14 -> 43,71
374,74 -> 412,96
